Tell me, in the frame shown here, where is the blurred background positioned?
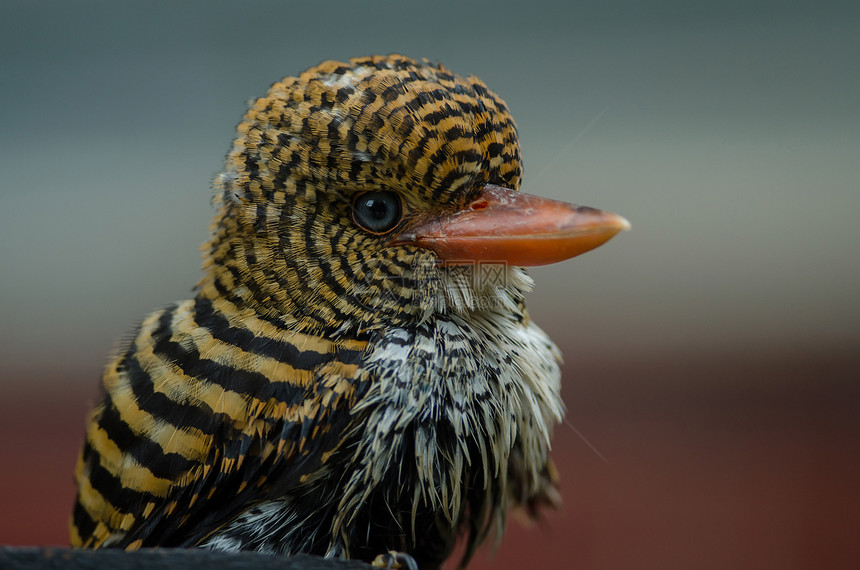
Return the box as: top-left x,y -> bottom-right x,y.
1,1 -> 858,568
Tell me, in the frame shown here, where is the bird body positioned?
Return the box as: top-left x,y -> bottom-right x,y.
71,55 -> 628,568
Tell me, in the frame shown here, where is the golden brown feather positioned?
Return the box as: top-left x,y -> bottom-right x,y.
71,54 -> 628,569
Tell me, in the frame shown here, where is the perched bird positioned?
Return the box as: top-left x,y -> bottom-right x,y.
71,55 -> 629,568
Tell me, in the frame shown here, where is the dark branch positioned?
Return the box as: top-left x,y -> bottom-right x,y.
0,547 -> 371,570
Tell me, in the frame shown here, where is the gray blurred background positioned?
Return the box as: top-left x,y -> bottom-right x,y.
1,1 -> 858,568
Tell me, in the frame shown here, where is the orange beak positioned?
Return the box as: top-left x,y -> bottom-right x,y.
392,184 -> 630,266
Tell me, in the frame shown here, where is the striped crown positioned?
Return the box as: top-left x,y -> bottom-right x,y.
198,55 -> 523,331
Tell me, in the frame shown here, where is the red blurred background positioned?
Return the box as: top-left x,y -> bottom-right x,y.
3,345 -> 858,569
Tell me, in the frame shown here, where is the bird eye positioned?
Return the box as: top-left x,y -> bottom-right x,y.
352,191 -> 402,234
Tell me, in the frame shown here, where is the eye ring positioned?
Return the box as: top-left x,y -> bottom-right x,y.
352,191 -> 402,235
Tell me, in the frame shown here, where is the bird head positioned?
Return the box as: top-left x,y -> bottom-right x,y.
199,55 -> 628,333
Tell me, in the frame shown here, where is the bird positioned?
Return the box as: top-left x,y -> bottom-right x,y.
70,54 -> 629,569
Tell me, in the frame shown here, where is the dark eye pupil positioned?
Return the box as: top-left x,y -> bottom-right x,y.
353,191 -> 401,234
365,198 -> 389,220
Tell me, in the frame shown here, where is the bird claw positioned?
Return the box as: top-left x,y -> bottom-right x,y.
371,550 -> 419,570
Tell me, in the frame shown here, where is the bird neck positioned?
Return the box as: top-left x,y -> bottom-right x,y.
195,267 -> 348,337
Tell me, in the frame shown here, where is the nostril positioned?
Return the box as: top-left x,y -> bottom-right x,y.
470,200 -> 489,210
